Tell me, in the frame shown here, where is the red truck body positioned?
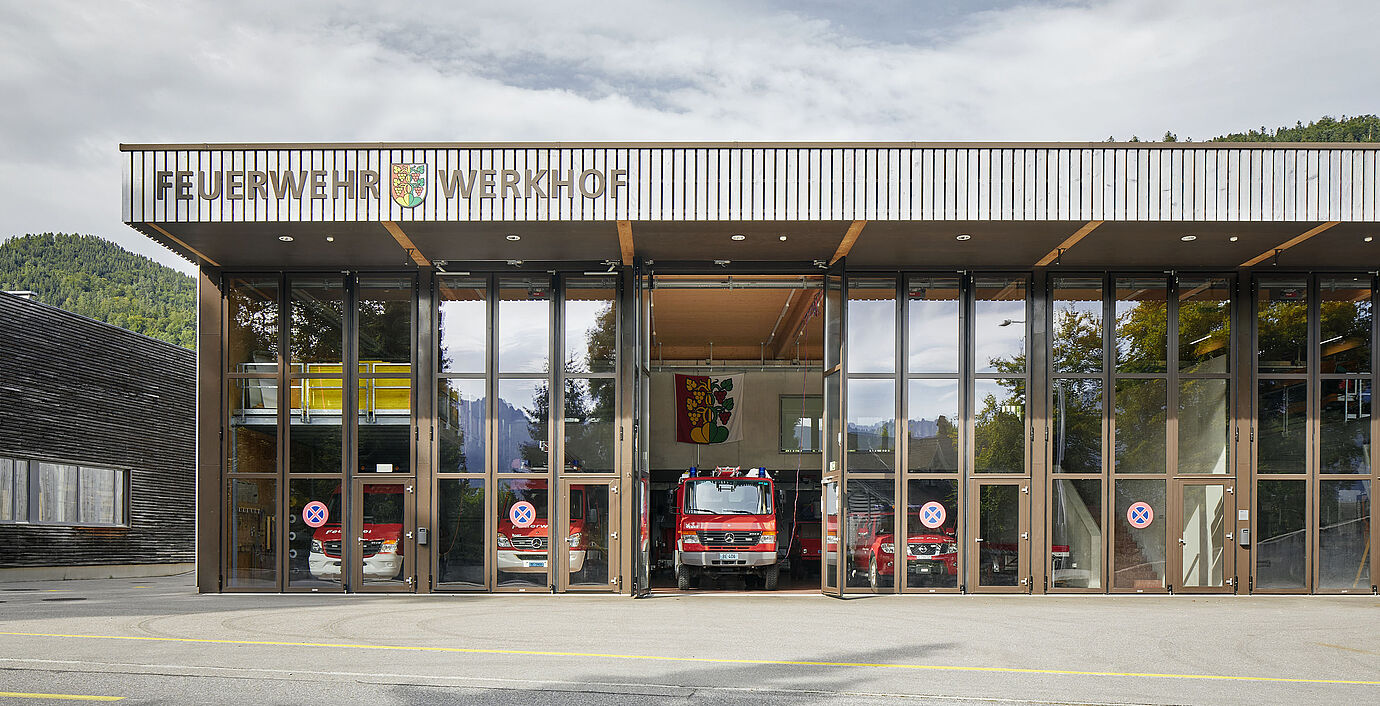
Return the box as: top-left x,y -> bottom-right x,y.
673,467 -> 782,590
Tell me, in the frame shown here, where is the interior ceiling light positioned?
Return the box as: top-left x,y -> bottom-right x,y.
325,235 -> 335,242
278,235 -> 293,242
955,234 -> 972,241
731,234 -> 746,241
1366,236 -> 1375,243
505,234 -> 521,241
779,235 -> 788,241
1229,236 -> 1239,242
1180,234 -> 1197,241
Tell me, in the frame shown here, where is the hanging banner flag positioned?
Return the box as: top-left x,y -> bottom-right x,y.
675,373 -> 744,444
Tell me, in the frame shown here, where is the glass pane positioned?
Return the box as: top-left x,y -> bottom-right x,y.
0,459 -> 13,522
290,478 -> 343,589
499,276 -> 550,374
1178,379 -> 1229,474
289,277 -> 344,366
569,484 -> 612,587
1178,277 -> 1231,373
564,378 -> 615,473
1180,484 -> 1226,588
908,379 -> 959,473
1320,275 -> 1372,373
289,414 -> 342,474
976,484 -> 1021,586
227,276 -> 278,374
1320,379 -> 1371,474
436,478 -> 486,588
974,378 -> 1025,474
1257,277 -> 1307,374
1255,479 -> 1307,589
10,460 -> 27,523
497,378 -> 549,473
438,378 -> 486,473
226,477 -> 276,589
358,424 -> 410,474
973,276 -> 1026,374
497,478 -> 550,588
1052,479 -> 1102,589
781,395 -> 823,453
360,368 -> 412,420
847,379 -> 895,472
359,484 -> 408,586
78,467 -> 116,524
1319,479 -> 1371,590
824,274 -> 843,371
1115,277 -> 1167,373
37,463 -> 78,523
1257,379 -> 1307,474
293,376 -> 344,417
825,373 -> 841,474
358,277 -> 413,366
565,279 -> 617,374
1052,378 -> 1102,474
905,479 -> 958,589
228,380 -> 277,474
1112,479 -> 1165,590
847,277 -> 896,373
438,276 -> 487,374
844,478 -> 894,591
907,276 -> 959,374
1052,277 -> 1103,374
1114,378 -> 1166,474
822,480 -> 839,589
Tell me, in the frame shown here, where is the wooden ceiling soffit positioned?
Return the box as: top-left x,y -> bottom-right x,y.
617,220 -> 634,266
768,289 -> 822,359
146,223 -> 220,267
1035,220 -> 1103,267
1240,221 -> 1340,267
828,220 -> 867,265
381,221 -> 431,267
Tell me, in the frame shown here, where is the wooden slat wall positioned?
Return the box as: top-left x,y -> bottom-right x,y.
124,145 -> 1380,223
0,293 -> 195,568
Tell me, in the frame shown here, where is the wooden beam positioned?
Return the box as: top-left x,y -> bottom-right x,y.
829,220 -> 867,265
146,223 -> 220,267
382,221 -> 431,267
616,220 -> 635,266
769,289 -> 822,360
1035,220 -> 1102,267
1240,221 -> 1340,267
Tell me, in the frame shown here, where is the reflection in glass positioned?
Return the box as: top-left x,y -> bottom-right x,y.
289,416 -> 342,474
564,280 -> 617,373
358,424 -> 410,474
1052,479 -> 1101,589
907,277 -> 959,373
976,484 -> 1021,586
1256,479 -> 1307,589
564,378 -> 615,473
908,380 -> 959,473
823,479 -> 839,590
1179,277 -> 1231,373
905,479 -> 959,589
847,379 -> 895,472
497,379 -> 548,473
36,463 -> 77,523
1178,379 -> 1229,474
227,276 -> 278,374
825,274 -> 843,371
1257,278 -> 1307,374
1114,378 -> 1166,474
1052,277 -> 1103,374
497,478 -> 550,588
358,483 -> 408,586
1052,378 -> 1101,474
1319,276 -> 1371,374
437,479 -> 485,588
1180,484 -> 1226,588
290,278 -> 344,366
825,374 -> 842,471
1320,379 -> 1371,474
847,278 -> 896,373
358,277 -> 412,365
1319,479 -> 1371,590
974,379 -> 1025,474
844,478 -> 895,591
0,459 -> 26,523
1257,379 -> 1306,474
289,478 -> 343,589
226,477 -> 276,589
973,276 -> 1026,374
569,484 -> 612,587
77,467 -> 116,524
228,380 -> 276,474
499,277 -> 550,374
781,395 -> 823,453
438,379 -> 486,473
1112,479 -> 1165,590
1115,277 -> 1167,373
438,277 -> 487,373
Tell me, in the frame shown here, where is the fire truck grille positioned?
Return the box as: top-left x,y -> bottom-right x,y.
701,531 -> 761,547
323,541 -> 342,558
322,540 -> 383,558
511,536 -> 548,550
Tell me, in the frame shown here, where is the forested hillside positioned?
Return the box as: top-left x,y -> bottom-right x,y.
0,233 -> 195,348
1211,114 -> 1380,143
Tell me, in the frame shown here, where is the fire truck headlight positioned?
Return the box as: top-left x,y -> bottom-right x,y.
679,533 -> 698,549
761,532 -> 776,548
567,532 -> 582,548
381,539 -> 398,554
310,539 -> 323,554
497,533 -> 513,548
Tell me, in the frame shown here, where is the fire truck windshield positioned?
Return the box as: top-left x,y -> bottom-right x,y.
683,480 -> 772,515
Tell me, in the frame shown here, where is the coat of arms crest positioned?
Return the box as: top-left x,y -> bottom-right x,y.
390,163 -> 427,208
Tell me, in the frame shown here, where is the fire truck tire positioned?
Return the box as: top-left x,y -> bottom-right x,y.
676,566 -> 692,591
763,564 -> 780,591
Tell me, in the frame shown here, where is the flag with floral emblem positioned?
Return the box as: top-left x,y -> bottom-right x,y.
674,374 -> 744,444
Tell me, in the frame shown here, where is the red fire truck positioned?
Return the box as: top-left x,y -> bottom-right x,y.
673,467 -> 781,590
495,483 -> 592,580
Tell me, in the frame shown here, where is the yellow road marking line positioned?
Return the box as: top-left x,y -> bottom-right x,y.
2,631 -> 1378,687
0,693 -> 122,701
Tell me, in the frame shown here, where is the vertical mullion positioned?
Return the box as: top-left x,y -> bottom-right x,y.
894,274 -> 906,592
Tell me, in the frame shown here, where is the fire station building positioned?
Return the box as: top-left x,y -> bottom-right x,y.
121,142 -> 1377,596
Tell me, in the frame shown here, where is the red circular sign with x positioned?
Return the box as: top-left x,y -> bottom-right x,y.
1126,501 -> 1154,529
302,501 -> 329,528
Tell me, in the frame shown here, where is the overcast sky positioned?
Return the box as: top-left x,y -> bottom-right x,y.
2,0 -> 1376,273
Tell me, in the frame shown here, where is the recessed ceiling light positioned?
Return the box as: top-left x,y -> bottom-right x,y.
1366,236 -> 1375,243
325,236 -> 335,242
779,235 -> 788,241
1228,236 -> 1239,242
278,235 -> 293,242
505,234 -> 521,241
955,234 -> 972,241
731,234 -> 747,241
1181,234 -> 1197,242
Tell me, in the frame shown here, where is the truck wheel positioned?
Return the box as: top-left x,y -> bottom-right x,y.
868,557 -> 880,591
763,564 -> 780,591
676,566 -> 692,591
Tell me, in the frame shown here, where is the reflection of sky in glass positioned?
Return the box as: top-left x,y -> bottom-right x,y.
848,379 -> 895,430
974,379 -> 1023,418
439,299 -> 486,373
438,378 -> 485,473
499,299 -> 549,373
497,378 -> 547,471
847,299 -> 895,372
564,299 -> 613,373
908,299 -> 958,372
908,379 -> 959,436
973,300 -> 1025,373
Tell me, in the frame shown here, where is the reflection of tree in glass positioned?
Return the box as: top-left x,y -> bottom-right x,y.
228,285 -> 277,367
290,287 -> 344,363
358,296 -> 411,363
1320,299 -> 1373,373
1115,298 -> 1166,373
1053,379 -> 1100,473
1052,306 -> 1101,373
974,375 -> 1025,475
1257,300 -> 1307,370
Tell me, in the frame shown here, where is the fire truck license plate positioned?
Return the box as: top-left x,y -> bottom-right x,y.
525,560 -> 547,568
719,553 -> 739,561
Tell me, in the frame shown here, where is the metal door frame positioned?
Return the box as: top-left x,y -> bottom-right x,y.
557,476 -> 621,592
349,477 -> 416,593
966,478 -> 1031,593
1170,478 -> 1235,594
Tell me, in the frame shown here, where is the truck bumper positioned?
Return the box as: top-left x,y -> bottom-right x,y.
680,550 -> 776,568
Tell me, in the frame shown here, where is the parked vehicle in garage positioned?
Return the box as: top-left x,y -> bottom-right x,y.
308,484 -> 404,581
673,467 -> 781,590
851,511 -> 959,590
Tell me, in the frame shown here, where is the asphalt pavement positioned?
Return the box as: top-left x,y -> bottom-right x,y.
1,575 -> 1378,704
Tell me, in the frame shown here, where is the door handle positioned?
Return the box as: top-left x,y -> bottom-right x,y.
974,538 -> 984,543
1177,538 -> 1187,545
